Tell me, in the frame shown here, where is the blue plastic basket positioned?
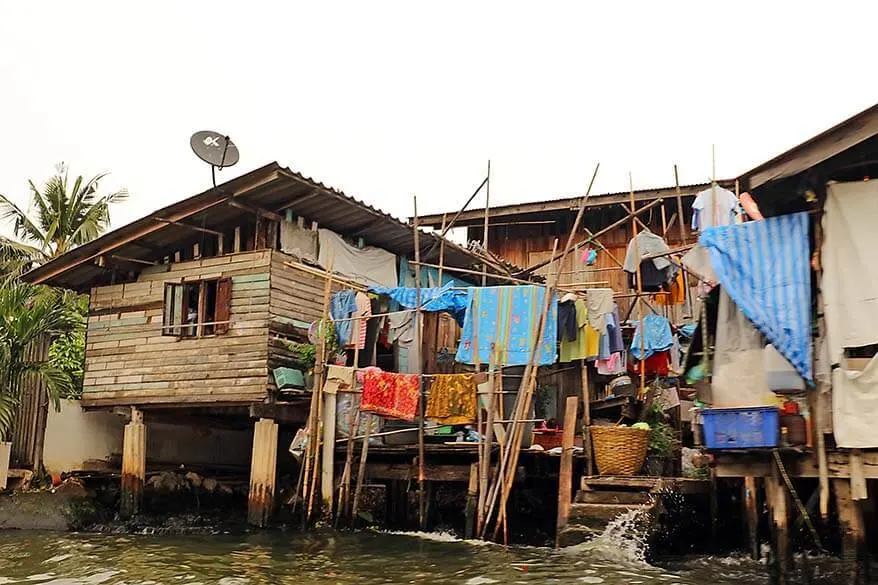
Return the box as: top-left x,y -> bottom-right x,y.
701,406 -> 779,449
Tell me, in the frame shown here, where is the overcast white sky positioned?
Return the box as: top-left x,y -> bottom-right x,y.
1,2 -> 877,233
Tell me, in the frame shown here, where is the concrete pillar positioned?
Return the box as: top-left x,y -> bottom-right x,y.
248,418 -> 278,527
120,408 -> 146,519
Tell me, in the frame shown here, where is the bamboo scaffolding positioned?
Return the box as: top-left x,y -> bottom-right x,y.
301,258 -> 334,526
491,238 -> 561,541
630,173 -> 646,399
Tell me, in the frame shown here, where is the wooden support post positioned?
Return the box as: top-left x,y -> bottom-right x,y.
835,478 -> 866,584
465,463 -> 479,539
233,226 -> 241,253
120,407 -> 146,519
248,418 -> 278,527
744,476 -> 760,561
217,233 -> 225,255
555,395 -> 578,548
581,359 -> 593,476
767,463 -> 791,585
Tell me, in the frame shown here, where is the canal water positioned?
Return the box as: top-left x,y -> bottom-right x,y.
0,513 -> 848,585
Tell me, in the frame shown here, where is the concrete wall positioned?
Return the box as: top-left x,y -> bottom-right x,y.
42,400 -> 252,474
43,400 -> 124,474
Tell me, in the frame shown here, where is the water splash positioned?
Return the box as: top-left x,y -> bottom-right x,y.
563,507 -> 652,566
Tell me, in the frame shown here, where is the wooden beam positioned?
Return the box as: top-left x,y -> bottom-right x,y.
153,217 -> 223,237
555,395 -> 578,548
227,199 -> 284,223
744,476 -> 760,560
713,450 -> 878,479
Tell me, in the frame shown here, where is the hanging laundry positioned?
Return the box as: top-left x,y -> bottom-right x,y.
585,288 -> 614,334
361,369 -> 420,421
318,228 -> 398,288
628,351 -> 671,376
655,267 -> 686,305
560,299 -> 599,363
456,286 -> 557,366
330,290 -> 358,347
623,229 -> 673,273
425,373 -> 477,424
348,292 -> 372,349
607,306 -> 624,353
558,300 -> 578,342
700,211 -> 811,380
580,247 -> 597,266
691,185 -> 739,231
630,314 -> 674,361
370,283 -> 468,325
629,260 -> 670,292
596,352 -> 625,375
279,220 -> 318,262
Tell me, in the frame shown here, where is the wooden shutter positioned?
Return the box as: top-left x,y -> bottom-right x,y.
163,283 -> 183,336
214,278 -> 232,335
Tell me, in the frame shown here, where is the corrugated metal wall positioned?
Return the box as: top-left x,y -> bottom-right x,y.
10,336 -> 51,469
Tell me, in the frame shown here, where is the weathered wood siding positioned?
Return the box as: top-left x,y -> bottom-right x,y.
481,200 -> 697,316
82,251 -> 272,407
267,251 -> 343,374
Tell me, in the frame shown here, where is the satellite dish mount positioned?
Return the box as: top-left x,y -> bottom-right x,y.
190,130 -> 240,188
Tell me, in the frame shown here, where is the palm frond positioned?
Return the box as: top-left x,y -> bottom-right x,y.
0,192 -> 45,245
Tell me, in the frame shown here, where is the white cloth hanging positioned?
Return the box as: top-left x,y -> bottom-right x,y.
317,228 -> 398,288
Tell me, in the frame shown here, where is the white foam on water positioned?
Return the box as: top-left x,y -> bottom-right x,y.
25,575 -> 56,582
41,556 -> 71,565
465,578 -> 498,585
562,507 -> 652,566
578,577 -> 604,584
383,530 -> 492,547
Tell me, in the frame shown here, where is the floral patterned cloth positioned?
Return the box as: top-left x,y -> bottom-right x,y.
455,286 -> 557,366
361,369 -> 420,421
425,374 -> 477,424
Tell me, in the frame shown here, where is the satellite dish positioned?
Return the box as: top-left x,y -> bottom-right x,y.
190,130 -> 240,188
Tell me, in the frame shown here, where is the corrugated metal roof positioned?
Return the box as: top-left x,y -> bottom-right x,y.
417,180 -> 736,228
23,162 -> 525,291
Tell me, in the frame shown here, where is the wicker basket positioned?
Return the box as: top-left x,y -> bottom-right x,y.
590,426 -> 650,476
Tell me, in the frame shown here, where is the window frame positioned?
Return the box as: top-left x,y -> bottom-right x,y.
162,277 -> 232,338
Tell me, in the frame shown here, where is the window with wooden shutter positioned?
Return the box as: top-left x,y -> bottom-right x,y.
214,277 -> 232,335
162,282 -> 184,336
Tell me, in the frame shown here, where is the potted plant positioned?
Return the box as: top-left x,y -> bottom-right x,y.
642,402 -> 676,476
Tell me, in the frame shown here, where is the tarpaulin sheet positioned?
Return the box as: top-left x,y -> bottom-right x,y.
699,212 -> 812,381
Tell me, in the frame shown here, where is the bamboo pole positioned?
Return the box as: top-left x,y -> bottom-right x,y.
524,163 -> 603,273
302,258 -> 334,526
673,165 -> 687,245
351,414 -> 373,527
491,238 -> 561,541
477,350 -> 496,535
630,173 -> 646,399
482,160 -> 491,286
335,345 -> 360,527
413,196 -> 427,530
437,213 -> 447,284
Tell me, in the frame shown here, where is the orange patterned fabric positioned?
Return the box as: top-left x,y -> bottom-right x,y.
361,370 -> 420,421
426,374 -> 477,424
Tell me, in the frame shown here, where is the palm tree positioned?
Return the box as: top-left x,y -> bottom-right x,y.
0,280 -> 78,441
0,163 -> 127,273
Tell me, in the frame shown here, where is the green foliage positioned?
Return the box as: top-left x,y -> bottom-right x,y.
0,281 -> 80,440
48,292 -> 87,398
644,400 -> 676,460
0,163 -> 127,276
283,341 -> 317,369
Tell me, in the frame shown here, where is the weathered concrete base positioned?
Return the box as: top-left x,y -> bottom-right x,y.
120,410 -> 146,518
247,418 -> 278,527
0,491 -> 97,531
